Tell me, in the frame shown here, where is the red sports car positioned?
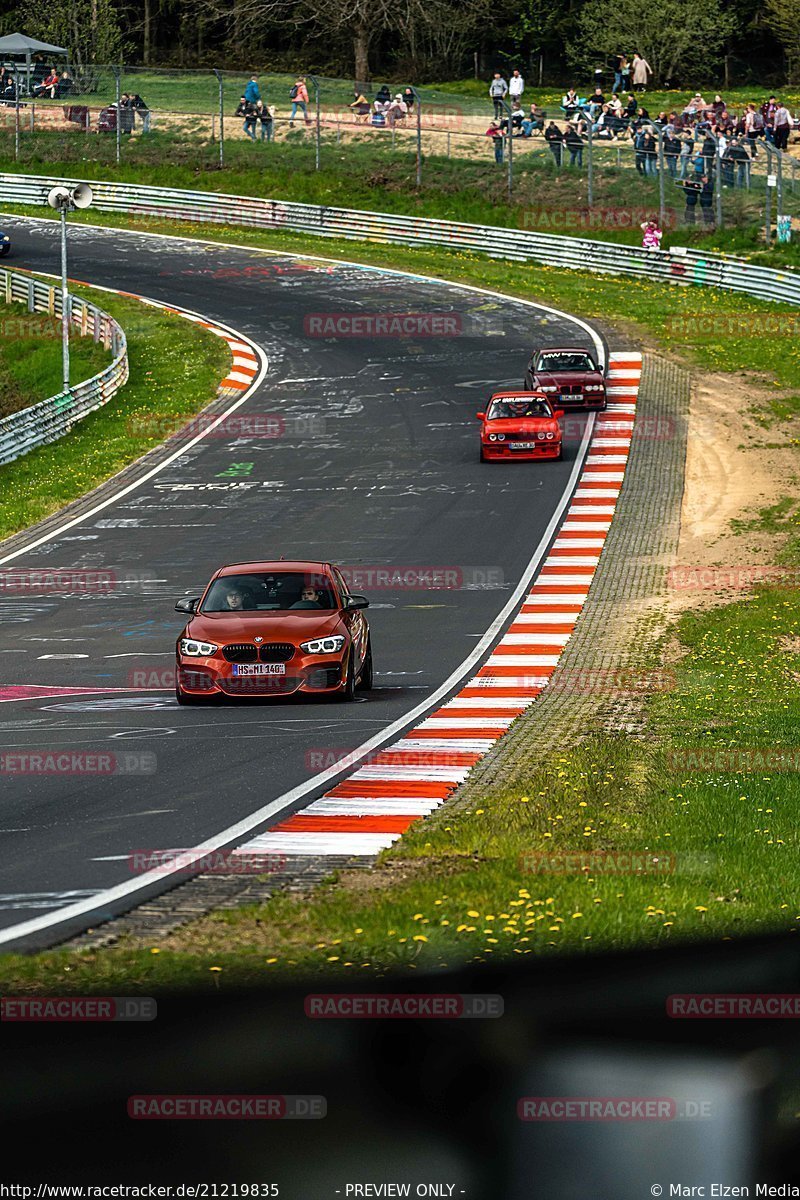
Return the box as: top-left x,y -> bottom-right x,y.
523,346 -> 607,411
477,392 -> 564,462
174,560 -> 372,704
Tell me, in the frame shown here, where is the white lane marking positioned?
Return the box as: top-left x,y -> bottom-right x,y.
0,229 -> 600,947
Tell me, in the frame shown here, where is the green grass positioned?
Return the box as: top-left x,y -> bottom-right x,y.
0,287 -> 230,538
0,307 -> 110,418
0,214 -> 798,989
2,124 -> 798,263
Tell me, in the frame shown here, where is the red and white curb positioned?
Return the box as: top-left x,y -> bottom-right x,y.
234,351 -> 643,858
158,309 -> 260,392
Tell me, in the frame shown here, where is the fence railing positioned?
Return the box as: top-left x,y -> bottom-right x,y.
1,172 -> 798,311
0,265 -> 128,466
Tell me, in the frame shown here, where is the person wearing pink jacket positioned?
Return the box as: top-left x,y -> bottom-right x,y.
289,76 -> 310,125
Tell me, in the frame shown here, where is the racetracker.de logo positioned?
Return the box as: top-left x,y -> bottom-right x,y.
304,993 -> 503,1018
517,1097 -> 677,1121
666,747 -> 800,772
666,313 -> 800,337
1,996 -> 156,1021
128,849 -> 287,876
519,206 -> 678,232
127,1094 -> 326,1119
519,852 -> 676,876
0,751 -> 156,776
303,313 -> 462,338
668,994 -> 800,1018
667,565 -> 800,590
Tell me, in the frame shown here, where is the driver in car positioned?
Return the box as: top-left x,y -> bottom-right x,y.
291,585 -> 323,609
224,586 -> 249,610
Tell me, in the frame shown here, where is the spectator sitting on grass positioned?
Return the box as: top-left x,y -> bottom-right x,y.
520,103 -> 545,136
350,90 -> 370,121
57,69 -> 74,97
402,87 -> 415,112
561,88 -> 580,118
500,99 -> 525,134
374,84 -> 391,105
387,93 -> 408,125
34,68 -> 59,99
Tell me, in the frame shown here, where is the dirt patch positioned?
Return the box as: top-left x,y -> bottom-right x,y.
668,370 -> 799,614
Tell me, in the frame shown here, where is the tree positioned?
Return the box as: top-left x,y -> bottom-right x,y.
568,0 -> 737,86
20,0 -> 128,69
765,0 -> 800,82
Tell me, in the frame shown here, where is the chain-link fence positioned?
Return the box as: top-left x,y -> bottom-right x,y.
0,63 -> 798,235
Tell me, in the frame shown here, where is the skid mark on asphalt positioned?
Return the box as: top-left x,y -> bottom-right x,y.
234,352 -> 642,857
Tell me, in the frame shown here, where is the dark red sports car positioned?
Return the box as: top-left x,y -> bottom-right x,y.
174,560 -> 372,704
477,392 -> 564,462
523,346 -> 606,411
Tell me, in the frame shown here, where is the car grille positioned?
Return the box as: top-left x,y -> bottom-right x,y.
259,643 -> 295,663
220,676 -> 302,696
560,384 -> 584,394
222,643 -> 258,663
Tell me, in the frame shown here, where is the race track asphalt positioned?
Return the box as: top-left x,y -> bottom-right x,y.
0,219 -> 604,945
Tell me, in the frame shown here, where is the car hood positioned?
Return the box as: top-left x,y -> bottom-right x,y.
183,611 -> 345,642
533,371 -> 604,387
483,417 -> 560,433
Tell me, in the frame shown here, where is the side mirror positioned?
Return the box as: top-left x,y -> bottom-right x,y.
344,595 -> 369,611
553,409 -> 565,419
175,596 -> 200,614
476,411 -> 486,420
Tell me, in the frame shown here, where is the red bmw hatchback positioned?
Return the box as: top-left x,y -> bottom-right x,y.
174,560 -> 372,704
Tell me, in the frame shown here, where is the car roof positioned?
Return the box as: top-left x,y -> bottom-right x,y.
535,346 -> 594,355
216,560 -> 333,576
489,390 -> 552,401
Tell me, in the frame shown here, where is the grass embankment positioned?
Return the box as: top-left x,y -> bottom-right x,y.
0,222 -> 798,989
0,309 -> 110,419
0,289 -> 230,539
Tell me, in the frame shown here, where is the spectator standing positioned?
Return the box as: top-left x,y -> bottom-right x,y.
632,53 -> 652,92
235,95 -> 257,140
633,128 -> 647,176
130,93 -> 150,133
564,122 -> 584,166
679,129 -> 695,178
744,103 -> 763,156
545,120 -> 563,166
489,73 -> 508,119
699,174 -> 715,225
726,137 -> 749,186
245,76 -> 261,105
619,56 -> 632,92
663,128 -> 681,176
485,119 -> 504,164
774,101 -> 791,150
256,100 -> 274,141
509,69 -> 524,102
641,128 -> 657,176
289,77 -> 310,126
761,95 -> 778,143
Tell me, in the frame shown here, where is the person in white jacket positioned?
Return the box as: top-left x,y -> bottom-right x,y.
632,53 -> 652,92
509,69 -> 524,101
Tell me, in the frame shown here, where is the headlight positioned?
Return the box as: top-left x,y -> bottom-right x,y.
496,433 -> 505,442
537,432 -> 546,440
488,433 -> 497,442
539,385 -> 557,392
546,431 -> 555,440
300,635 -> 346,654
180,638 -> 218,657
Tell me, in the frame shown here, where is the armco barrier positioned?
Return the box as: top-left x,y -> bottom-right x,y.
0,264 -> 128,466
2,170 -> 798,314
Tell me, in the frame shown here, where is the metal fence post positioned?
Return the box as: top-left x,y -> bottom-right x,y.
776,147 -> 783,227
412,87 -> 422,188
212,69 -> 224,168
586,119 -> 593,206
309,75 -> 320,170
13,65 -> 19,161
500,98 -> 513,202
764,143 -> 773,247
657,125 -> 665,233
112,65 -> 121,165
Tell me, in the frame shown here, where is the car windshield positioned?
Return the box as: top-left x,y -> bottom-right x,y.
202,572 -> 337,612
488,398 -> 552,419
536,352 -> 595,372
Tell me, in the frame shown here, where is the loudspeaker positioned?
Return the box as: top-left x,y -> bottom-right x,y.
47,185 -> 71,210
72,183 -> 93,209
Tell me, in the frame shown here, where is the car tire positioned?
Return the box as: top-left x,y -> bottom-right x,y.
556,444 -> 563,461
337,653 -> 357,702
357,637 -> 373,691
0,246 -> 9,258
175,685 -> 206,706
480,446 -> 488,462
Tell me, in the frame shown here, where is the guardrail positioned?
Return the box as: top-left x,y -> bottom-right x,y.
0,263 -> 128,466
1,170 -> 798,313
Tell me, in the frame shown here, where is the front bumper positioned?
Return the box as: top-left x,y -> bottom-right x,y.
176,655 -> 347,697
482,440 -> 561,461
